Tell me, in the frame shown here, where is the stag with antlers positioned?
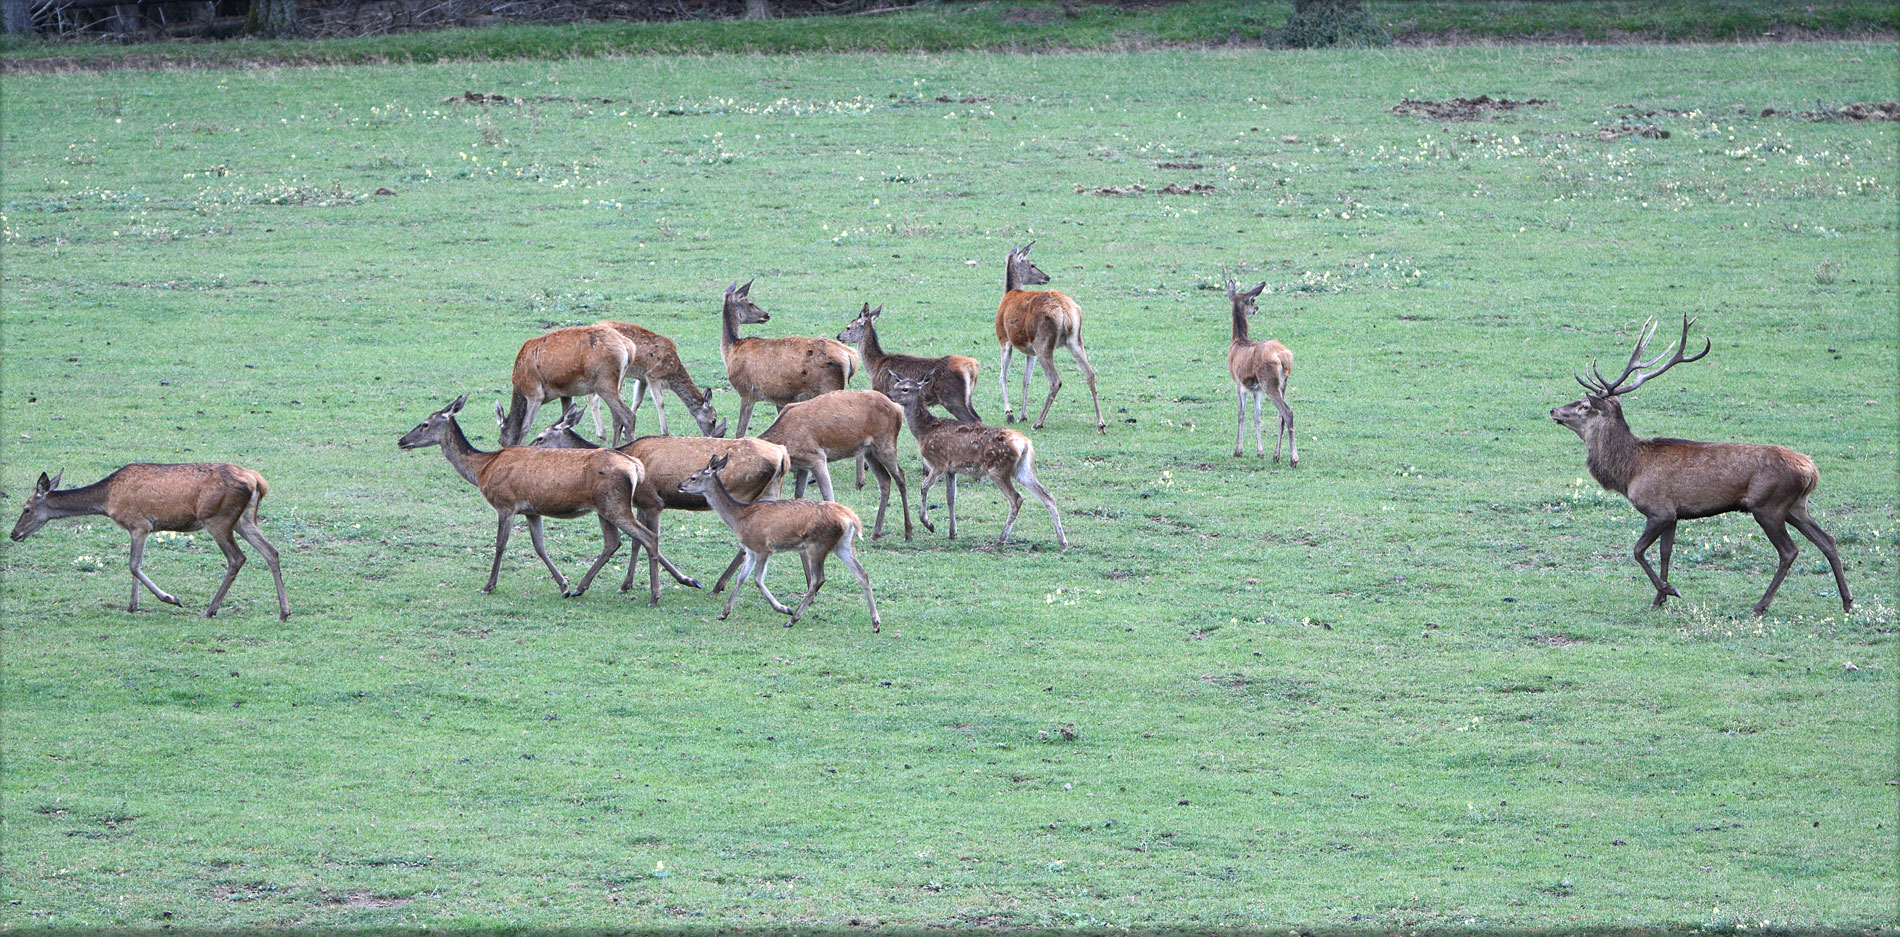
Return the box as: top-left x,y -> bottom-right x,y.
1552,316 -> 1852,615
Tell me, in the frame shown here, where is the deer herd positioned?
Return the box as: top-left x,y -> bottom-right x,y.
10,245 -> 1857,628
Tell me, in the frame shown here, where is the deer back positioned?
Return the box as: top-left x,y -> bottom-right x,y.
733,498 -> 862,553
624,436 -> 790,509
100,463 -> 265,532
512,325 -> 635,398
1228,339 -> 1292,391
918,421 -> 1030,476
473,447 -> 642,516
726,335 -> 858,405
1625,438 -> 1819,520
758,390 -> 901,460
996,289 -> 1081,350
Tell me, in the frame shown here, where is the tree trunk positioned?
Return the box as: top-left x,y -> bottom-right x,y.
1,0 -> 33,35
744,0 -> 771,20
247,0 -> 299,37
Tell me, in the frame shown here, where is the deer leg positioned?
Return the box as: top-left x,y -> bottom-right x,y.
203,520 -> 246,619
1027,348 -> 1054,429
629,379 -> 662,436
835,537 -> 879,631
994,472 -> 1025,546
787,546 -> 826,625
915,466 -> 943,534
734,396 -> 758,438
872,444 -> 912,540
1750,510 -> 1802,616
809,459 -> 837,503
523,515 -> 573,596
613,515 -> 699,606
720,551 -> 756,619
485,511 -> 517,593
855,453 -> 867,491
601,391 -> 640,448
998,344 -> 1016,423
1064,334 -> 1105,434
585,394 -> 608,441
945,472 -> 959,540
751,553 -> 794,616
1657,524 -> 1678,592
127,529 -> 183,610
713,550 -> 746,594
1016,461 -> 1069,550
620,505 -> 661,593
1631,516 -> 1680,606
573,516 -> 623,599
235,513 -> 289,621
1268,380 -> 1296,466
1234,385 -> 1248,457
865,457 -> 893,540
1252,391 -> 1266,457
1788,504 -> 1853,612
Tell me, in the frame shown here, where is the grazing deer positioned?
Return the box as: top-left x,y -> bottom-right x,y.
1225,279 -> 1298,464
719,280 -> 859,437
506,402 -> 793,595
1552,316 -> 1853,615
10,462 -> 290,621
753,390 -> 912,542
573,321 -> 727,439
838,302 -> 982,423
500,324 -> 641,448
995,242 -> 1105,433
678,454 -> 880,631
400,395 -> 700,605
887,375 -> 1068,550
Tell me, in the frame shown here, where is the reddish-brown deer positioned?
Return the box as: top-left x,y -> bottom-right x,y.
500,324 -> 641,448
755,389 -> 913,542
1552,316 -> 1852,615
678,454 -> 880,631
1225,279 -> 1297,464
571,321 -> 727,439
506,401 -> 792,595
400,395 -> 700,605
837,302 -> 982,423
995,242 -> 1105,433
719,280 -> 859,437
10,462 -> 290,621
886,375 -> 1068,550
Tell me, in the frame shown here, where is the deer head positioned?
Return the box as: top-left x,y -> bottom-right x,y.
1551,315 -> 1710,437
885,375 -> 931,407
836,303 -> 883,344
398,395 -> 469,450
1227,279 -> 1267,317
10,469 -> 63,541
723,279 -> 768,326
1007,243 -> 1051,288
676,454 -> 733,496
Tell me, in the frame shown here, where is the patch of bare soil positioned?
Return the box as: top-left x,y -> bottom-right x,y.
322,892 -> 411,909
1075,182 -> 1215,196
1000,6 -> 1057,26
1391,95 -> 1549,120
1791,101 -> 1900,121
1596,123 -> 1669,141
1534,634 -> 1584,647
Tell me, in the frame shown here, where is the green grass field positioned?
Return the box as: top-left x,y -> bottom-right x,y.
1,41 -> 1894,932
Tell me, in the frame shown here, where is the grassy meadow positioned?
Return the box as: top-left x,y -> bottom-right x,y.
1,41 -> 1895,932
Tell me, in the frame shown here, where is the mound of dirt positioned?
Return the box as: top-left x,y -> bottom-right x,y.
1792,101 -> 1900,121
1391,95 -> 1548,120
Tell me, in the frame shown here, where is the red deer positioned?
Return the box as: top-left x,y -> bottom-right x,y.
678,454 -> 880,631
10,462 -> 290,621
500,324 -> 641,448
400,395 -> 699,605
995,242 -> 1105,433
507,402 -> 793,595
837,302 -> 982,423
752,390 -> 912,543
719,280 -> 858,437
886,375 -> 1068,550
573,321 -> 727,439
1225,279 -> 1298,464
1552,316 -> 1852,615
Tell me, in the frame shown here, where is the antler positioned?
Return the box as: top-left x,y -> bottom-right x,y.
1576,315 -> 1711,397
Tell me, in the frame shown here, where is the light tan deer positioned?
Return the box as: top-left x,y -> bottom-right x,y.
10,462 -> 290,621
995,242 -> 1105,433
572,321 -> 727,439
500,324 -> 641,448
1552,315 -> 1852,614
507,402 -> 793,595
837,302 -> 982,423
887,375 -> 1068,550
756,390 -> 912,542
1225,279 -> 1297,464
719,279 -> 858,437
678,454 -> 880,631
399,395 -> 699,605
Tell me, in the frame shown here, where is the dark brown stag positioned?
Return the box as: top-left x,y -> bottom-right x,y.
1551,316 -> 1852,615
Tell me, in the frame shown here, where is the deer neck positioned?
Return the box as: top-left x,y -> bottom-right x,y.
719,302 -> 744,362
36,479 -> 113,522
896,393 -> 951,438
1230,304 -> 1251,345
697,471 -> 751,530
856,321 -> 888,367
1581,410 -> 1641,495
440,417 -> 498,488
1004,261 -> 1021,294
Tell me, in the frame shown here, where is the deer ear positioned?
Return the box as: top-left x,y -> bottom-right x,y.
447,395 -> 468,416
494,401 -> 508,424
35,471 -> 55,494
1249,281 -> 1267,298
738,279 -> 753,296
726,281 -> 738,295
709,454 -> 730,471
869,304 -> 883,319
1225,278 -> 1237,297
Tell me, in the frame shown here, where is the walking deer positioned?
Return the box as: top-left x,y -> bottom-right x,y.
10,462 -> 290,621
838,302 -> 982,423
886,375 -> 1068,550
719,280 -> 859,437
500,324 -> 641,448
1225,279 -> 1297,464
573,321 -> 727,439
1552,316 -> 1852,615
400,395 -> 700,605
505,402 -> 793,595
678,455 -> 880,631
995,242 -> 1105,433
756,390 -> 912,542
